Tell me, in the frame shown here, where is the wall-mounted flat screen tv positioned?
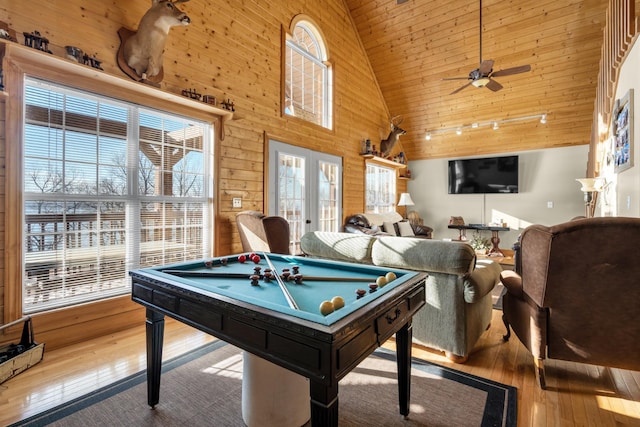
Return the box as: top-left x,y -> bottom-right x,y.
448,155 -> 519,194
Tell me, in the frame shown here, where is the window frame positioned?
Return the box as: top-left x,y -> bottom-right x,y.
21,78 -> 214,313
2,44 -> 229,323
283,15 -> 333,130
365,162 -> 397,214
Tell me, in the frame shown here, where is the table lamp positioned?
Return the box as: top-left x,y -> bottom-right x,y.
397,193 -> 415,219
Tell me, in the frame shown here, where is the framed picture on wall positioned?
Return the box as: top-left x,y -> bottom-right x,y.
613,88 -> 634,173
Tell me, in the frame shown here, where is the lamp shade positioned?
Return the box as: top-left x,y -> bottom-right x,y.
398,193 -> 415,207
576,178 -> 604,192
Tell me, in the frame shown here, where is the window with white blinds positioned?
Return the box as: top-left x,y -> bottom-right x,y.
365,164 -> 396,214
23,77 -> 213,313
284,20 -> 333,129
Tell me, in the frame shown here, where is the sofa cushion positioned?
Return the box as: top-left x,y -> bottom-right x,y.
383,221 -> 398,235
362,211 -> 403,227
371,236 -> 475,275
300,231 -> 376,263
397,221 -> 415,237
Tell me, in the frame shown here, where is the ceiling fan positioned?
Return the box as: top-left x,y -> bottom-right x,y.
444,0 -> 531,95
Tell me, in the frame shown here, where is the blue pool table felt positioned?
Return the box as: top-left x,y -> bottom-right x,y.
140,253 -> 421,325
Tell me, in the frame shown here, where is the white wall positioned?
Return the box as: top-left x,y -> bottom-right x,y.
407,145 -> 589,245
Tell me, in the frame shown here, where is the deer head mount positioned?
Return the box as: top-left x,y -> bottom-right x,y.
121,0 -> 190,81
380,116 -> 406,157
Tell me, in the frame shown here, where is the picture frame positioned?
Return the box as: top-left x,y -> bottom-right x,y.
613,88 -> 634,173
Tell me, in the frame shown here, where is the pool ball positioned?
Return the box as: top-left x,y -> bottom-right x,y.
376,276 -> 388,288
251,254 -> 261,263
331,296 -> 345,310
319,300 -> 334,316
238,254 -> 247,263
385,272 -> 397,282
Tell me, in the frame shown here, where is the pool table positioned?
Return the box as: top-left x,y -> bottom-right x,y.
130,253 -> 427,426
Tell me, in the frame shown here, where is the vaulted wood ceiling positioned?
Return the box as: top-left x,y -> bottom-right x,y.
344,0 -> 610,161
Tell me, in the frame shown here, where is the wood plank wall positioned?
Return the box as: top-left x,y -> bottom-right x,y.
0,1 -> 407,347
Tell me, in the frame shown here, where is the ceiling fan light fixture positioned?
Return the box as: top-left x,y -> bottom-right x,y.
540,114 -> 547,124
425,132 -> 432,141
456,127 -> 462,135
471,77 -> 491,88
493,121 -> 499,130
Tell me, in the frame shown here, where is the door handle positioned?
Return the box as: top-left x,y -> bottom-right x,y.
306,220 -> 311,224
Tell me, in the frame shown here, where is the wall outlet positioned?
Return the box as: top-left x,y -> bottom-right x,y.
232,198 -> 242,208
547,201 -> 554,208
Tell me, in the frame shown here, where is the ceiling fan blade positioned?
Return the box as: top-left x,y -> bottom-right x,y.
450,81 -> 473,95
478,60 -> 494,75
491,64 -> 532,77
442,77 -> 470,81
485,79 -> 503,92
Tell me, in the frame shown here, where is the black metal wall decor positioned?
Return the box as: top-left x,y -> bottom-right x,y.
23,31 -> 52,54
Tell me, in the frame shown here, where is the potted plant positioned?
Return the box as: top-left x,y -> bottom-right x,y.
469,231 -> 491,254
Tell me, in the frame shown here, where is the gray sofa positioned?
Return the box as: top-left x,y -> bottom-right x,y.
300,231 -> 502,362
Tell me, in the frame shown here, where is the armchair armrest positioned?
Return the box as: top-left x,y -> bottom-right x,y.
463,259 -> 502,303
412,223 -> 433,238
500,270 -> 524,299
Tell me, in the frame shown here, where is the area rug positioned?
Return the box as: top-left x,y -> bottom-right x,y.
11,341 -> 517,427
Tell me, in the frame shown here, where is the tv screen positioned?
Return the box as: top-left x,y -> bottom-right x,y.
448,155 -> 519,194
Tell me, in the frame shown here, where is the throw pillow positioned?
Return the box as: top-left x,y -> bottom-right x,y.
397,221 -> 415,237
383,221 -> 398,236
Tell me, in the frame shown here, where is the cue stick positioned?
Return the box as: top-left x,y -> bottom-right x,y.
262,252 -> 299,310
161,269 -> 377,282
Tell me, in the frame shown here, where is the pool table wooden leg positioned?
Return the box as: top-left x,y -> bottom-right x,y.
396,321 -> 412,418
145,308 -> 165,408
309,381 -> 338,426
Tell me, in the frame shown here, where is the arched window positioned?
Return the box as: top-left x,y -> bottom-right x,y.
284,17 -> 332,129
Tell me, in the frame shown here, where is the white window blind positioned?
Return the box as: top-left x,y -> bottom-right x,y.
285,21 -> 332,129
23,77 -> 213,313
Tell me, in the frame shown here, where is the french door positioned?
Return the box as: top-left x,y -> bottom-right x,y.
268,140 -> 342,253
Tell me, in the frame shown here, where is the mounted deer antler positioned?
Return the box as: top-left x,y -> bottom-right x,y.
380,115 -> 406,157
121,0 -> 191,81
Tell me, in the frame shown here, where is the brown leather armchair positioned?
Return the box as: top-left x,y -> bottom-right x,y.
500,217 -> 640,388
235,210 -> 291,254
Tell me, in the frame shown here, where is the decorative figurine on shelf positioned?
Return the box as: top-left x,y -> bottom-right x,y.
65,46 -> 83,63
181,88 -> 202,100
82,53 -> 103,70
0,28 -> 16,42
221,98 -> 235,112
23,31 -> 52,54
203,95 -> 217,106
380,115 -> 406,157
117,0 -> 190,85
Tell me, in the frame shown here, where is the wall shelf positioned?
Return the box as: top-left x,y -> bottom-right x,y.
0,39 -> 232,140
360,154 -> 407,169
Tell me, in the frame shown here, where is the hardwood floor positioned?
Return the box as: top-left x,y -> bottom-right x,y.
1,309 -> 639,426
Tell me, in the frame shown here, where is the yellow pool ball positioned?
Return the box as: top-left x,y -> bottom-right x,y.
376,276 -> 388,288
319,300 -> 335,316
385,272 -> 397,282
331,296 -> 345,310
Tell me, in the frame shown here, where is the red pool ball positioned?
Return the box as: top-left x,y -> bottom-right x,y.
251,254 -> 261,263
238,254 -> 247,263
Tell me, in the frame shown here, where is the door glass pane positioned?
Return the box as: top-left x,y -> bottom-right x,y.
278,153 -> 305,253
318,160 -> 339,232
